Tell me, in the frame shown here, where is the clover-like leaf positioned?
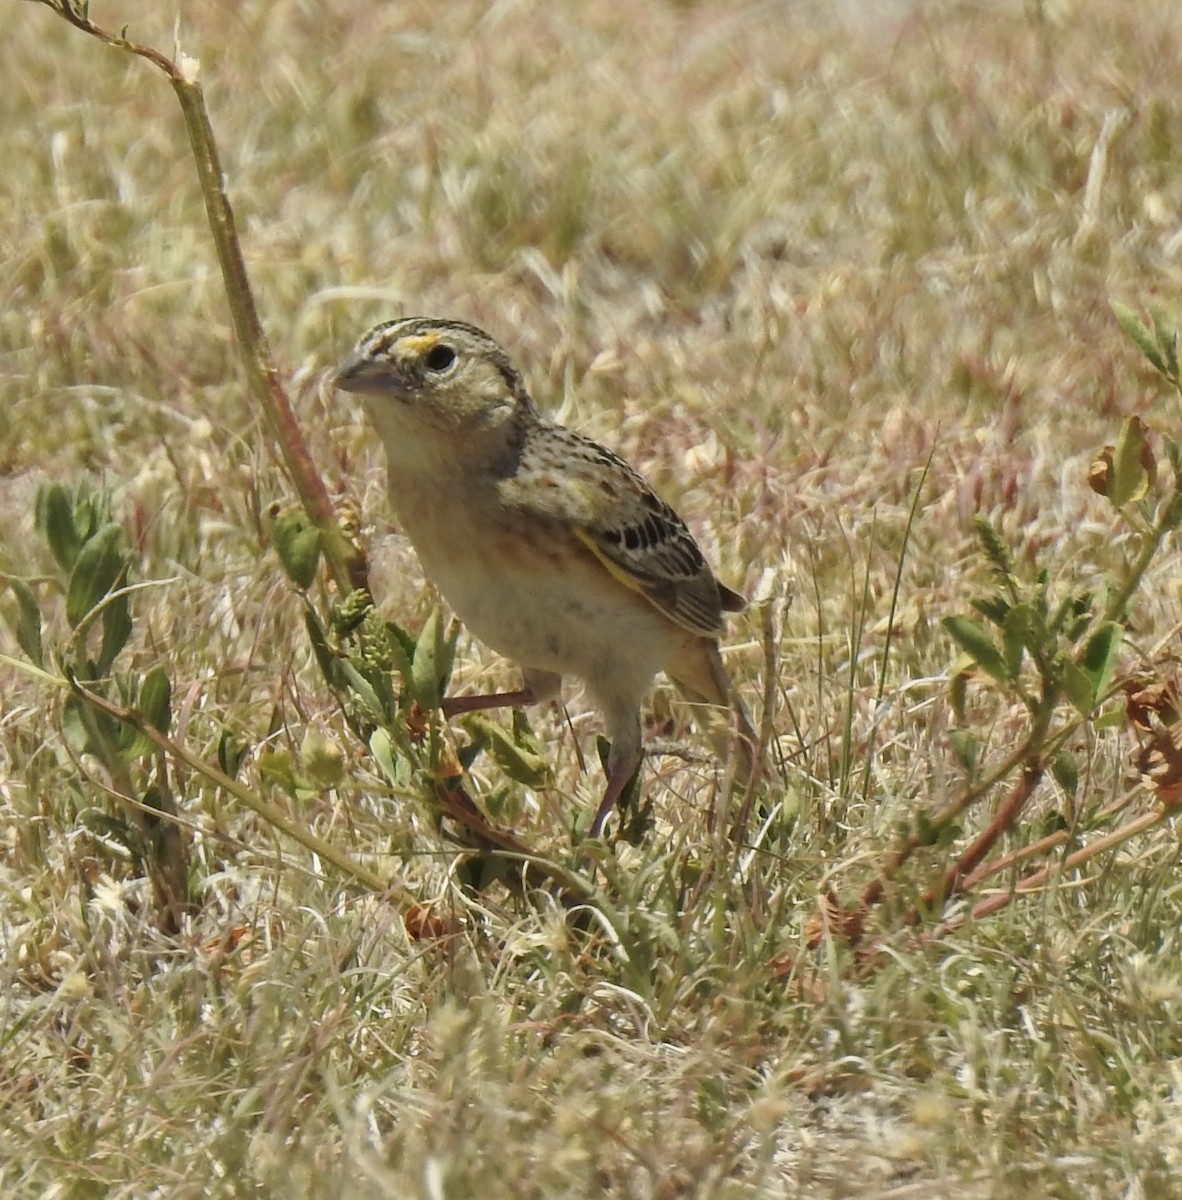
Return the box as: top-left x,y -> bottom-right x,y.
6,577 -> 43,668
943,615 -> 1011,684
271,510 -> 322,590
138,665 -> 172,734
65,523 -> 127,629
1109,415 -> 1152,509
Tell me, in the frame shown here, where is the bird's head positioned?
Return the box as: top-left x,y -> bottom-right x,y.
332,318 -> 536,444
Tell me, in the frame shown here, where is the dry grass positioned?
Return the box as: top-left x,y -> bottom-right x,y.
4,0 -> 1182,1196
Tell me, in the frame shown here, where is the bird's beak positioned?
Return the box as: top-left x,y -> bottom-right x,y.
331,353 -> 392,394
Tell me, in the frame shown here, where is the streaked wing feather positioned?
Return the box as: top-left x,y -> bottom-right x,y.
499,422 -> 736,637
584,494 -> 726,636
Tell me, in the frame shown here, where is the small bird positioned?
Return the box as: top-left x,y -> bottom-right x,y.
333,317 -> 754,836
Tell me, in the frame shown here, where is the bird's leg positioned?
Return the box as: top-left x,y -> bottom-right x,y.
440,668 -> 561,719
588,751 -> 643,837
588,714 -> 643,838
440,688 -> 536,717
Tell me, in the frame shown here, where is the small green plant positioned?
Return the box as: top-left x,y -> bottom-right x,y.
4,481 -> 190,928
826,306 -> 1182,958
270,531 -> 594,904
3,485 -> 404,916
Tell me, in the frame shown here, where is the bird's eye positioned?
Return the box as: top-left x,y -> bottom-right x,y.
424,343 -> 457,373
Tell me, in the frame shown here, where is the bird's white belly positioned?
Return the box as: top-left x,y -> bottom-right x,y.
432,550 -> 661,674
407,541 -> 664,703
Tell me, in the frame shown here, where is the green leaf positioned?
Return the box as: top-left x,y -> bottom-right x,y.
509,708 -> 545,759
258,750 -> 298,793
35,481 -> 82,572
1109,415 -> 1150,509
1162,488 -> 1182,533
454,846 -> 511,892
1001,603 -> 1034,678
1160,437 -> 1182,530
942,616 -> 1011,683
271,510 -> 322,590
65,524 -> 127,629
384,620 -> 417,688
462,714 -> 550,788
411,609 -> 456,710
6,577 -> 43,668
970,595 -> 1011,627
1152,309 -> 1179,382
948,729 -> 978,773
62,693 -> 122,759
138,665 -> 172,733
97,590 -> 132,676
72,486 -> 109,545
301,728 -> 345,789
1165,434 -> 1182,482
1062,659 -> 1097,716
1051,751 -> 1079,797
456,736 -> 485,772
79,810 -> 139,861
1112,301 -> 1168,376
62,695 -> 95,756
303,607 -> 343,689
912,810 -> 940,847
1093,707 -> 1126,731
1080,622 -> 1121,698
950,658 -> 973,724
115,726 -> 154,763
1048,591 -> 1093,641
588,734 -> 643,835
482,783 -> 520,823
369,726 -> 400,787
218,729 -> 245,779
339,659 -> 394,724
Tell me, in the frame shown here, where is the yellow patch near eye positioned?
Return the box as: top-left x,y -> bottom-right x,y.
398,333 -> 440,357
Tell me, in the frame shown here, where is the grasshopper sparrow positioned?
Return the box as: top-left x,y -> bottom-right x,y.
333,317 -> 754,836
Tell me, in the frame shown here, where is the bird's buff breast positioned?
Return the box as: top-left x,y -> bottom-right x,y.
394,492 -> 672,683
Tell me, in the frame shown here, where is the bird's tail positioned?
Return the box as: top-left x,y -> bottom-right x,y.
668,638 -> 763,839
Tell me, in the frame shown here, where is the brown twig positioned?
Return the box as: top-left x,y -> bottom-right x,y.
906,761 -> 1044,926
957,784 -> 1140,892
959,805 -> 1169,925
430,781 -> 599,913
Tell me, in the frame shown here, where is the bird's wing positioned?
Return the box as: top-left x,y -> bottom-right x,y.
499,424 -> 741,638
